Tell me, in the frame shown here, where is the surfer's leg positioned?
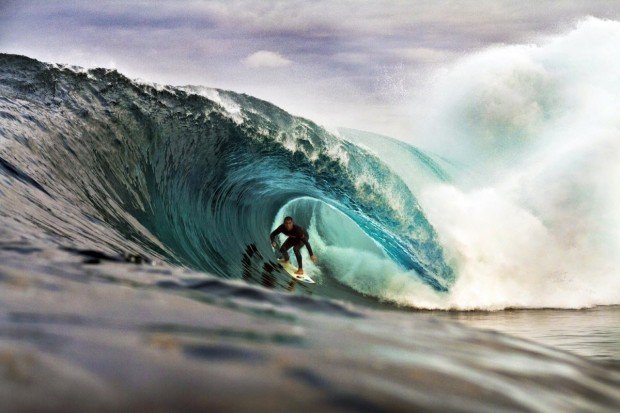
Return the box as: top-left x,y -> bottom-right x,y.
279,237 -> 295,261
293,241 -> 303,268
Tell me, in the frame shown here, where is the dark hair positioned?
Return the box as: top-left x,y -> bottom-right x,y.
283,216 -> 293,223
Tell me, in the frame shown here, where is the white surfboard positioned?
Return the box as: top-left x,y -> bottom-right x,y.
278,259 -> 315,284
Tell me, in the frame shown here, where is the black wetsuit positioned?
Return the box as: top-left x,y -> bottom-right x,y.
270,223 -> 314,268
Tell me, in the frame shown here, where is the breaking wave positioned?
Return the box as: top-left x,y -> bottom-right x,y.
1,18 -> 619,310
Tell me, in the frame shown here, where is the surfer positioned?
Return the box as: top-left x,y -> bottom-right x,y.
270,216 -> 317,275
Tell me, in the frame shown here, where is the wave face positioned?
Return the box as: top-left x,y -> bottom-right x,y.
1,18 -> 619,311
0,53 -> 453,309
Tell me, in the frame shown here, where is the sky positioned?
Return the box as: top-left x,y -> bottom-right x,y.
1,0 -> 619,139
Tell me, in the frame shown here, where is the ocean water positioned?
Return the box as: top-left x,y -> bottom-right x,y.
436,306 -> 620,364
1,17 -> 619,412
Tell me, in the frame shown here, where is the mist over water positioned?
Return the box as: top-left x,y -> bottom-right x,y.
339,17 -> 620,309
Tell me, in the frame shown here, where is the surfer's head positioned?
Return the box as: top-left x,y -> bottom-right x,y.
284,216 -> 293,231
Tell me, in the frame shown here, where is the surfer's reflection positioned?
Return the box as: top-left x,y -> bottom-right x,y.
241,243 -> 298,291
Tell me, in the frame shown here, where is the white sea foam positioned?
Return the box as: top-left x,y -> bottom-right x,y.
178,85 -> 246,124
394,17 -> 620,309
323,18 -> 620,310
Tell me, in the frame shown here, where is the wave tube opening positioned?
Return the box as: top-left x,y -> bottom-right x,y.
272,197 -> 444,306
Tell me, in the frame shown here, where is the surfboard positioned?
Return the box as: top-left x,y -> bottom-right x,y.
278,259 -> 315,284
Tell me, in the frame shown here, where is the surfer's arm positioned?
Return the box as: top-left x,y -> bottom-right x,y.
269,224 -> 283,243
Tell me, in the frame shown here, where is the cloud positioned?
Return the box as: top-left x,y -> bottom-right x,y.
389,47 -> 453,64
242,50 -> 292,68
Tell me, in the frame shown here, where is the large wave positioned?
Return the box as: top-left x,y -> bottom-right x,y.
1,17 -> 619,310
0,53 -> 453,309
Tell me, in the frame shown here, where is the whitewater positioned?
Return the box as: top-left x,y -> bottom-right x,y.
0,17 -> 619,412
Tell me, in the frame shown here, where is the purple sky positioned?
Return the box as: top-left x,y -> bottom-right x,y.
1,1 -> 619,139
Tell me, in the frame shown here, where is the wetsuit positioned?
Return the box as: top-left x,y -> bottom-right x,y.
270,223 -> 314,268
